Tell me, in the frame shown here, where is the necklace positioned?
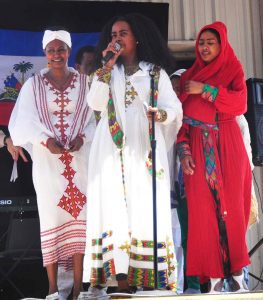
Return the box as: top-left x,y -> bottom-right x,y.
124,64 -> 140,76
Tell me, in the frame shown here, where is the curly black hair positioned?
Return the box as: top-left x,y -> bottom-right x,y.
92,13 -> 175,74
74,45 -> 95,64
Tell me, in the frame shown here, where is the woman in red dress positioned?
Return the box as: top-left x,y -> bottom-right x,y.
176,21 -> 251,293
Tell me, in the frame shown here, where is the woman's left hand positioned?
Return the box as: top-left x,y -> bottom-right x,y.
146,106 -> 159,122
184,80 -> 204,94
69,136 -> 84,152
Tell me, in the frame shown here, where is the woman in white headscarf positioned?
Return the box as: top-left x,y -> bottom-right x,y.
9,28 -> 95,300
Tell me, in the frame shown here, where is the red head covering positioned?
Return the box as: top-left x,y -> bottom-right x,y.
180,21 -> 244,104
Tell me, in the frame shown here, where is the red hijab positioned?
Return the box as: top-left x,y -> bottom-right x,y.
180,21 -> 244,104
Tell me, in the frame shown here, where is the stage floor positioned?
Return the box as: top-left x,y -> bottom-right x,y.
21,290 -> 263,300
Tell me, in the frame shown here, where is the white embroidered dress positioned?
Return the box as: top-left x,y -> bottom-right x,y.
84,62 -> 182,289
9,68 -> 96,270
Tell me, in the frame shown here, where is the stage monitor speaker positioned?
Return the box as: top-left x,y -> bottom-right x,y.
245,78 -> 263,166
0,212 -> 47,299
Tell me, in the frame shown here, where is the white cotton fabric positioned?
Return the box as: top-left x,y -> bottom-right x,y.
9,68 -> 96,269
170,69 -> 186,79
10,160 -> 18,182
42,30 -> 72,49
236,115 -> 253,170
84,61 -> 183,286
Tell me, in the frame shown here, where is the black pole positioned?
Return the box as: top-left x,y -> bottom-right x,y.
150,69 -> 158,289
248,238 -> 263,284
248,238 -> 263,257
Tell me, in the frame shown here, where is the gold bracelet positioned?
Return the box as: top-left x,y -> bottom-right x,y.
157,109 -> 167,122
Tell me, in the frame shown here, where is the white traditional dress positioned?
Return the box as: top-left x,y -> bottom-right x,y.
85,62 -> 182,289
9,67 -> 96,270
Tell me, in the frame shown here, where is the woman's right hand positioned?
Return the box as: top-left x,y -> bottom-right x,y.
6,137 -> 28,162
102,42 -> 123,69
47,138 -> 64,154
181,155 -> 195,175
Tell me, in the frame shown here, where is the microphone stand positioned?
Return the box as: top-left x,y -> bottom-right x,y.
149,68 -> 158,289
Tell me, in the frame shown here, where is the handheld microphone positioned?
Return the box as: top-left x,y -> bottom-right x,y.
101,42 -> 122,65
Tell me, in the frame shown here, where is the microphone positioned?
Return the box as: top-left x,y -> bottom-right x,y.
101,42 -> 122,65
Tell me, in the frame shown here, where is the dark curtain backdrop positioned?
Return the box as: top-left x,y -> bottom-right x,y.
0,1 -> 168,39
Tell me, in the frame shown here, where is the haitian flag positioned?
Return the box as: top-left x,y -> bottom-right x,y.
0,29 -> 99,125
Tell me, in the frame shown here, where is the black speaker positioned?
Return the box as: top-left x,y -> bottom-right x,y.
245,78 -> 263,166
0,211 -> 48,300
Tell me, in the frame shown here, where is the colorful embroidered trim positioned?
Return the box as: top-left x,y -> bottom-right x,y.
131,238 -> 166,249
128,266 -> 168,289
125,79 -> 138,108
201,84 -> 218,102
183,116 -> 219,130
92,253 -> 103,260
202,129 -> 231,276
183,115 -> 230,277
146,66 -> 164,178
90,267 -> 106,285
92,238 -> 102,246
104,259 -> 116,279
95,67 -> 111,84
57,152 -> 86,219
165,236 -> 176,288
130,253 -> 167,263
176,142 -> 192,160
108,94 -> 124,149
119,241 -> 131,255
102,244 -> 114,254
102,230 -> 113,239
89,234 -> 176,288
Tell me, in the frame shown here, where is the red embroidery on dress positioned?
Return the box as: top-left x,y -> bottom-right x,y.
43,73 -> 86,218
53,94 -> 71,144
58,152 -> 86,219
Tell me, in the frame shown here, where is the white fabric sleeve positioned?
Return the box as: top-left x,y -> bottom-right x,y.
236,114 -> 254,170
82,111 -> 96,144
157,69 -> 183,126
9,77 -> 54,147
157,69 -> 183,151
86,75 -> 110,112
0,130 -> 5,148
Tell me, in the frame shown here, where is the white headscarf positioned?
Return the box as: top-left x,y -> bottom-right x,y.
42,30 -> 72,49
170,68 -> 186,78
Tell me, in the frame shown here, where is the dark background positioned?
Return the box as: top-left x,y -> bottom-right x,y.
0,1 -> 169,38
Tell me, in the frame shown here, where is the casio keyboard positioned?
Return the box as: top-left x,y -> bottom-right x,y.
0,196 -> 37,212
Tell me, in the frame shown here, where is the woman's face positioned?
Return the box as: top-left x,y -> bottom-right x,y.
111,21 -> 137,59
44,39 -> 70,69
198,30 -> 221,65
